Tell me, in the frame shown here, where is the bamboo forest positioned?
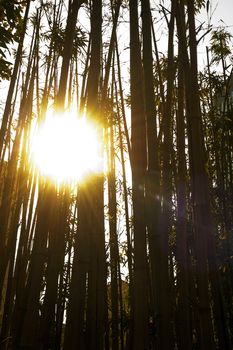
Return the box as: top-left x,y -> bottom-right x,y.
0,0 -> 233,349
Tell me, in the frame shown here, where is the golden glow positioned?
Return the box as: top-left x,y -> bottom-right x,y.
30,110 -> 102,183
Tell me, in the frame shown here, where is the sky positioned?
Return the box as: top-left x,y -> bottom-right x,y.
210,0 -> 233,29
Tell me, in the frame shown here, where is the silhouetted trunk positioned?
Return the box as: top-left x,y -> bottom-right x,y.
115,40 -> 131,162
0,0 -> 31,157
108,104 -> 119,350
141,2 -> 161,344
159,4 -> 175,348
175,40 -> 192,349
0,52 -> 37,297
129,0 -> 149,348
38,190 -> 68,349
64,1 -> 106,349
113,71 -> 133,346
85,2 -> 106,348
187,2 -> 231,347
18,183 -> 54,348
56,0 -> 85,109
176,1 -> 215,348
63,184 -> 91,350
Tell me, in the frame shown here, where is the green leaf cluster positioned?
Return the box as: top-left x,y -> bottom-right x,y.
0,0 -> 24,80
210,28 -> 233,64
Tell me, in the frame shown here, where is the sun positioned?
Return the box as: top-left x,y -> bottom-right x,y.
30,110 -> 103,183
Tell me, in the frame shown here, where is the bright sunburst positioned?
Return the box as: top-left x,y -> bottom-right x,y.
30,110 -> 102,183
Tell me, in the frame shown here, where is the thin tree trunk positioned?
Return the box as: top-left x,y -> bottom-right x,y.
158,4 -> 175,348
0,0 -> 31,157
175,41 -> 192,349
56,0 -> 85,109
17,183 -> 54,348
129,0 -> 149,348
141,3 -> 161,346
176,1 -> 215,348
108,105 -> 119,350
85,1 -> 106,348
38,190 -> 68,349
